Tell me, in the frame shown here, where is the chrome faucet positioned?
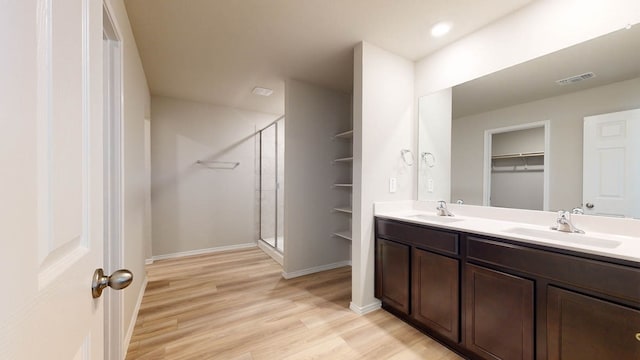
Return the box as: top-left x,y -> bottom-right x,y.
436,200 -> 454,217
571,207 -> 584,215
551,210 -> 584,234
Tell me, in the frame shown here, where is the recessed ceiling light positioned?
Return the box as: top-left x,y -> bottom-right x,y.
431,22 -> 452,37
252,87 -> 273,96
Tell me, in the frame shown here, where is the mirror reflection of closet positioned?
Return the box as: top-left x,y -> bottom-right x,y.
485,123 -> 548,211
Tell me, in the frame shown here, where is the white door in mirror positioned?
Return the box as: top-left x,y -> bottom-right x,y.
583,109 -> 640,218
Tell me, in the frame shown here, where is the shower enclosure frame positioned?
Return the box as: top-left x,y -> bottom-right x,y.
258,118 -> 284,253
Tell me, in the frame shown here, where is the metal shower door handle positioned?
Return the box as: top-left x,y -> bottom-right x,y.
586,203 -> 595,209
91,268 -> 133,298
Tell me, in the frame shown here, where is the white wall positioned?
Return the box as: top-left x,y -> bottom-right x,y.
151,96 -> 277,256
452,77 -> 640,210
283,79 -> 352,276
105,0 -> 152,347
352,42 -> 415,312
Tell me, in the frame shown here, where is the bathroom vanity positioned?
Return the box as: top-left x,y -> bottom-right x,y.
374,211 -> 640,360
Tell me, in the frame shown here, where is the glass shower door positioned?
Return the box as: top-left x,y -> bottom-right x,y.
259,119 -> 284,252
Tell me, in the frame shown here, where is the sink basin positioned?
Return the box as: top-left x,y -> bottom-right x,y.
407,214 -> 464,224
504,227 -> 621,249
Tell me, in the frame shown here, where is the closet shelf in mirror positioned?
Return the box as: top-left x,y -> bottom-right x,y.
492,165 -> 544,173
334,130 -> 353,139
333,207 -> 352,214
333,183 -> 353,188
334,157 -> 353,163
492,151 -> 544,160
333,231 -> 352,241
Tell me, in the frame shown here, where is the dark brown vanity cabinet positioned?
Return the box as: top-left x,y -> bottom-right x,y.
466,235 -> 640,359
375,217 -> 640,360
412,248 -> 460,343
375,238 -> 410,315
375,219 -> 461,344
547,286 -> 640,360
465,263 -> 534,360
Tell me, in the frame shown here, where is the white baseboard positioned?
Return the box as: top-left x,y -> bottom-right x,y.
151,242 -> 257,261
257,240 -> 283,265
349,299 -> 382,315
281,260 -> 351,279
123,276 -> 148,357
144,258 -> 153,265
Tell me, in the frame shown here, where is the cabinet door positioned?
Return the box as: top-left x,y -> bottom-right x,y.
412,248 -> 459,342
547,286 -> 640,360
465,264 -> 534,360
375,238 -> 410,315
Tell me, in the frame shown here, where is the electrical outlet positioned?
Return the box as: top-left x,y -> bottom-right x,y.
389,177 -> 397,193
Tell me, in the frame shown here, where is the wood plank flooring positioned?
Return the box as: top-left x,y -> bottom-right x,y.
126,248 -> 462,360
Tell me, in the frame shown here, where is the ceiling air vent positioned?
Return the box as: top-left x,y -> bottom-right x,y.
555,72 -> 596,86
252,87 -> 273,96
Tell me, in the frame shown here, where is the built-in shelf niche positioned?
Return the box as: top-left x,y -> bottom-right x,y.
333,129 -> 353,242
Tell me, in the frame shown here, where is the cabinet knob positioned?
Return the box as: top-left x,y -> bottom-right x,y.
636,333 -> 640,342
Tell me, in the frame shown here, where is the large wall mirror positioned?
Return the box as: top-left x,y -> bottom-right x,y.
418,25 -> 640,218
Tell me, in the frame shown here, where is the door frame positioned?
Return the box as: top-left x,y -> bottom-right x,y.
482,120 -> 550,210
103,2 -> 125,359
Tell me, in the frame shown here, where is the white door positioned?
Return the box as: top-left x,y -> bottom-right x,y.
583,109 -> 640,218
1,0 -> 106,359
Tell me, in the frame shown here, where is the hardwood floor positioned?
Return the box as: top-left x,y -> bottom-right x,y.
126,248 -> 462,360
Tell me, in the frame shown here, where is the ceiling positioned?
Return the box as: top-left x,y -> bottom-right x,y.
453,24 -> 640,118
124,0 -> 533,115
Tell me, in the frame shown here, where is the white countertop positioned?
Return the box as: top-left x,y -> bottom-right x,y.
374,201 -> 640,264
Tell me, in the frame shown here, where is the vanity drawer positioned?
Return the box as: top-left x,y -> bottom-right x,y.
376,218 -> 459,255
466,236 -> 640,304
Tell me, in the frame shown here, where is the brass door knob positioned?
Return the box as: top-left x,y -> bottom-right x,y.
635,333 -> 640,342
91,268 -> 133,298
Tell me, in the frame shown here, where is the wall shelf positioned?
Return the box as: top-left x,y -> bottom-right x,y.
334,130 -> 353,139
333,183 -> 353,188
333,207 -> 352,214
195,160 -> 240,169
492,151 -> 544,160
333,230 -> 352,241
333,157 -> 353,163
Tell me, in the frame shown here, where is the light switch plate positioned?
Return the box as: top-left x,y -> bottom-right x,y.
427,178 -> 434,193
389,177 -> 397,193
